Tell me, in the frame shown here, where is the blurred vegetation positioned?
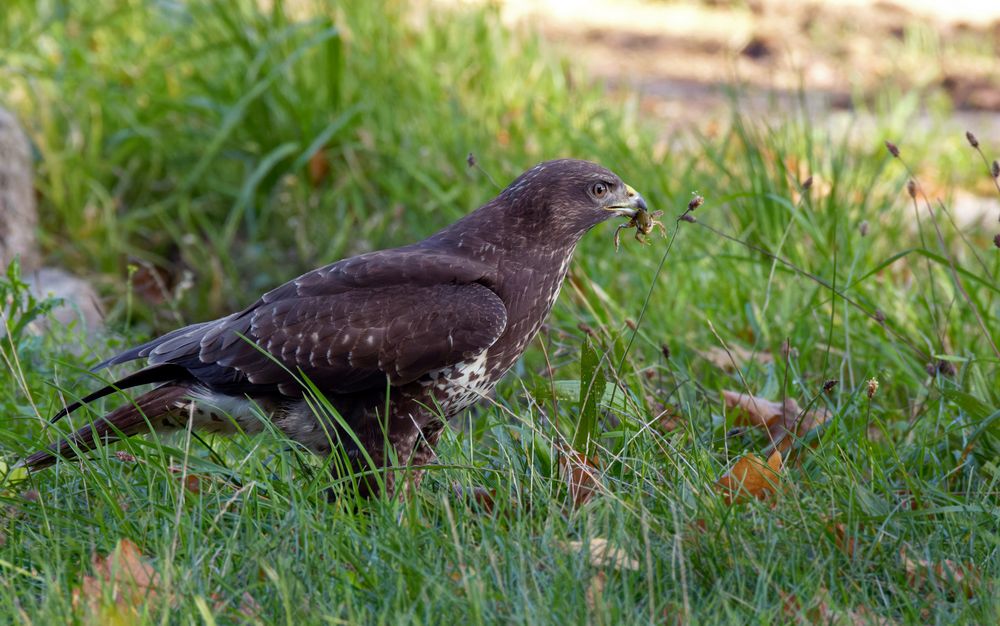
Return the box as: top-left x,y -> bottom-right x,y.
1,0 -> 654,322
1,0 -> 998,623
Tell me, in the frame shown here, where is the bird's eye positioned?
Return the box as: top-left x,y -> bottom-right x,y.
592,182 -> 609,198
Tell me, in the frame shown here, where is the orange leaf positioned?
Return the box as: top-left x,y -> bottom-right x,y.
716,450 -> 783,505
307,148 -> 330,187
559,449 -> 601,507
72,538 -> 163,621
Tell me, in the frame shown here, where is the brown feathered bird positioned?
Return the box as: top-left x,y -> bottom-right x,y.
24,159 -> 647,495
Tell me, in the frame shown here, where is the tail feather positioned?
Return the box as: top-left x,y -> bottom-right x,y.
50,364 -> 190,424
23,385 -> 190,470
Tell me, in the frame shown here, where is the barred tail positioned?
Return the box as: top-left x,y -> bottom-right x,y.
22,385 -> 190,470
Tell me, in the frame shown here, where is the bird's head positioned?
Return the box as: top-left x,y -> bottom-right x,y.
497,159 -> 648,243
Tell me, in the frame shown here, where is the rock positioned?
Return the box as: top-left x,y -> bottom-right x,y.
0,105 -> 104,334
0,107 -> 39,271
23,267 -> 104,332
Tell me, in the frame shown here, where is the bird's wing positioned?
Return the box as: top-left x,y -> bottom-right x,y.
89,248 -> 504,397
95,246 -> 496,371
157,282 -> 507,395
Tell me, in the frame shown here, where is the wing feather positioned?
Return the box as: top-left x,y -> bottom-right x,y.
90,249 -> 503,397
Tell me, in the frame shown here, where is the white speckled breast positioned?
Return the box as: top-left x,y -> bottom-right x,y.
422,350 -> 494,416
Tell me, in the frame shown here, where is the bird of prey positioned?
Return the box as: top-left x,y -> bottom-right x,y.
23,159 -> 648,496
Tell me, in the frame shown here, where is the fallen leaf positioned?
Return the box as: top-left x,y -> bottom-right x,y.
168,466 -> 205,494
781,586 -> 892,625
901,546 -> 980,598
651,401 -> 682,433
307,148 -> 330,187
452,484 -> 498,513
129,259 -> 176,306
716,450 -> 783,505
73,538 -> 163,622
722,390 -> 830,454
559,449 -> 601,508
828,522 -> 857,558
562,538 -> 640,571
700,346 -> 774,371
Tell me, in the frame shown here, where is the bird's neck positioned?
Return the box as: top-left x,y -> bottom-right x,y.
427,213 -> 582,374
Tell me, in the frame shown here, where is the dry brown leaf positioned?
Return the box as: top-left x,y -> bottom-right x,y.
722,390 -> 830,454
781,586 -> 892,625
563,538 -> 640,571
72,538 -> 163,622
901,546 -> 980,598
828,522 -> 857,558
700,346 -> 774,371
307,148 -> 330,187
559,449 -> 601,507
129,258 -> 178,307
167,466 -> 206,494
452,484 -> 499,513
652,401 -> 683,433
716,450 -> 783,505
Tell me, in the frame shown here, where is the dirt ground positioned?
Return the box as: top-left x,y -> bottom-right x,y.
500,0 -> 1000,141
494,0 -> 1000,223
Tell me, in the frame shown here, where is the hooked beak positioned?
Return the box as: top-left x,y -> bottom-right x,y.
605,184 -> 648,218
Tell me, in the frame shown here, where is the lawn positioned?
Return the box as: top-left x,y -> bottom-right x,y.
0,0 -> 997,623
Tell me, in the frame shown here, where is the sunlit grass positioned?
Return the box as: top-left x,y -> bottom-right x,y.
0,0 -> 997,623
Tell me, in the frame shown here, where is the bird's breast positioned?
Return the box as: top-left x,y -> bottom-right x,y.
421,350 -> 494,416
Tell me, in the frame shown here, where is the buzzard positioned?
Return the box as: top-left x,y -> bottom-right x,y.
23,159 -> 648,495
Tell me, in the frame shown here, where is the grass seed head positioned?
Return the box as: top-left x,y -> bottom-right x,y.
906,179 -> 917,199
687,195 -> 704,212
680,213 -> 697,223
859,220 -> 869,237
866,378 -> 879,399
994,233 -> 1000,249
661,343 -> 671,360
802,175 -> 813,190
965,131 -> 979,148
466,152 -> 476,168
822,379 -> 838,393
577,322 -> 595,337
885,141 -> 900,157
625,318 -> 637,331
874,309 -> 886,324
992,160 -> 999,179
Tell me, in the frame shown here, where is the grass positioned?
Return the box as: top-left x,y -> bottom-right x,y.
1,0 -> 998,623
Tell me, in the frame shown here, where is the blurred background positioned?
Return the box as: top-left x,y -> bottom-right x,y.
505,0 -> 1000,140
2,0 -> 998,334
